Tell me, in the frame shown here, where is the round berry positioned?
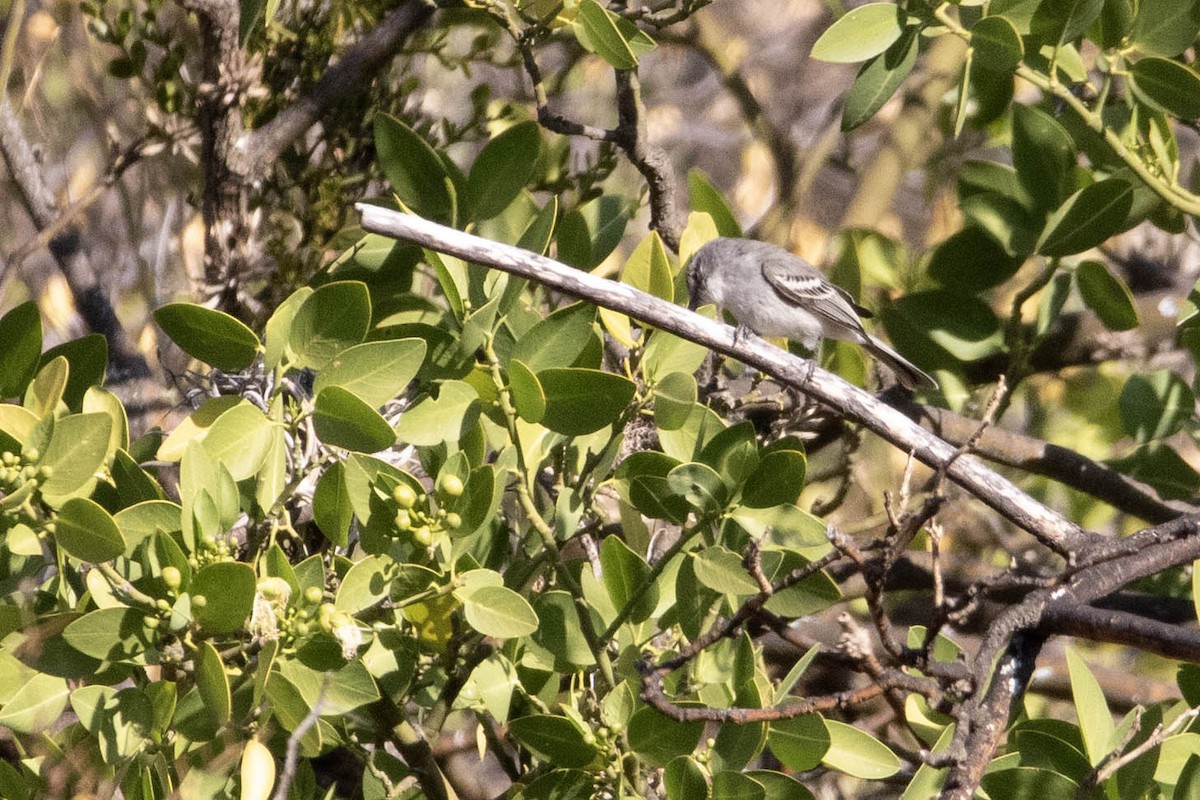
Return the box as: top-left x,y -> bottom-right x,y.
439,475 -> 465,498
162,566 -> 182,590
392,483 -> 418,509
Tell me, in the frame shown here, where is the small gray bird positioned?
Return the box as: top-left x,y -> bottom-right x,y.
687,238 -> 937,391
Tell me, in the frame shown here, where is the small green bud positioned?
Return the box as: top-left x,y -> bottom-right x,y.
392,483 -> 417,509
21,448 -> 38,463
162,566 -> 182,590
394,510 -> 411,531
413,525 -> 433,547
445,512 -> 462,530
439,475 -> 464,498
192,594 -> 208,608
304,586 -> 323,605
156,599 -> 171,612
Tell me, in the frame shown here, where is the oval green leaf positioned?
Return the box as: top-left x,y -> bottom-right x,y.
461,585 -> 539,638
768,714 -> 829,772
972,15 -> 1024,72
313,338 -> 427,409
842,27 -> 919,131
466,122 -> 541,221
154,303 -> 259,371
821,719 -> 900,779
509,715 -> 599,768
0,302 -> 42,399
508,358 -> 547,424
288,281 -> 371,370
538,368 -> 635,435
40,412 -> 113,501
194,641 -> 231,726
314,386 -> 396,453
811,3 -> 903,63
1129,57 -> 1200,119
1036,179 -> 1134,257
1076,260 -> 1138,331
191,561 -> 256,634
573,0 -> 637,69
374,113 -> 454,222
55,497 -> 125,563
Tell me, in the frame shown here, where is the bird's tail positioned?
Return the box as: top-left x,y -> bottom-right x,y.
863,334 -> 938,391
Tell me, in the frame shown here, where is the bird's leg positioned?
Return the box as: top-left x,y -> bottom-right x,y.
733,322 -> 755,348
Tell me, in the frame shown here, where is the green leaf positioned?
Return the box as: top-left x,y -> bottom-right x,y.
461,585 -> 539,638
508,715 -> 599,768
334,555 -> 392,613
532,590 -> 595,668
623,231 -> 674,303
711,771 -> 765,800
394,380 -> 480,446
511,302 -> 597,372
821,719 -> 900,779
25,355 -> 67,417
1119,370 -> 1193,442
194,641 -> 231,726
600,536 -> 656,624
741,449 -> 806,508
63,607 -> 153,662
556,195 -> 635,269
191,561 -> 255,634
811,3 -> 903,63
972,15 -> 1024,72
289,281 -> 371,370
573,0 -> 637,69
627,706 -> 706,767
692,547 -> 760,596
1131,0 -> 1200,57
667,462 -> 728,514
1037,179 -> 1133,257
654,372 -> 698,432
1011,105 -> 1077,211
313,338 -> 426,409
1129,57 -> 1200,119
508,358 -> 547,423
1075,260 -> 1138,331
40,335 -> 107,410
277,658 -> 380,715
374,114 -> 454,223
980,767 -> 1079,799
842,27 -> 919,131
1066,648 -> 1114,766
688,170 -> 742,238
154,303 -> 260,371
313,386 -> 396,453
199,400 -> 276,480
54,497 -> 125,562
313,462 -> 352,547
263,287 -> 312,368
0,302 -> 42,399
466,122 -> 541,221
264,674 -> 322,757
40,412 -> 113,501
0,673 -> 68,734
883,290 -> 1003,364
767,714 -> 829,771
664,756 -> 710,800
745,770 -> 815,800
114,500 -> 182,556
538,368 -> 635,435
928,226 -> 1024,293
1109,443 -> 1200,500
1031,0 -> 1104,46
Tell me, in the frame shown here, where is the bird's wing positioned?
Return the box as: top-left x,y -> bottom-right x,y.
761,256 -> 868,332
